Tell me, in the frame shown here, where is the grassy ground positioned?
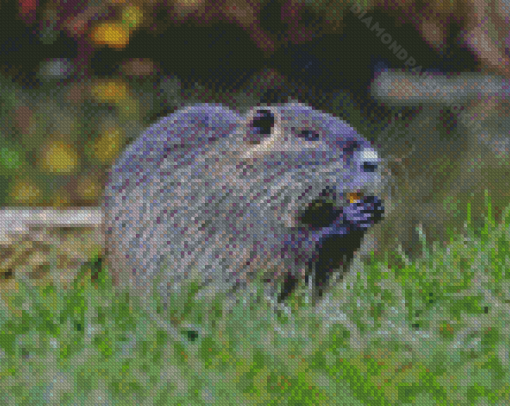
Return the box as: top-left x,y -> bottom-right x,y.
0,196 -> 509,405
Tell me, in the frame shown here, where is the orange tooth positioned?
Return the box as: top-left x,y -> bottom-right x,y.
348,192 -> 362,203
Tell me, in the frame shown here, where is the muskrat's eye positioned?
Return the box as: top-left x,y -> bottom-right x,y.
343,141 -> 360,154
298,130 -> 319,141
246,109 -> 275,144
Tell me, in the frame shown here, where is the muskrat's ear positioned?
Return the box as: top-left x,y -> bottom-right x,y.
243,107 -> 278,144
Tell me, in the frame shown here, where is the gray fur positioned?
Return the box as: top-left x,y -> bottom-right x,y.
103,103 -> 386,317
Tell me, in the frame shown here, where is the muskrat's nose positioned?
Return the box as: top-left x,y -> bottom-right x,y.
358,146 -> 380,173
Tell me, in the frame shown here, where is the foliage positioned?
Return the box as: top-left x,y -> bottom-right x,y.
0,195 -> 509,405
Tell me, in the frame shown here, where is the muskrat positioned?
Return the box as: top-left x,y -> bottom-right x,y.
102,103 -> 386,335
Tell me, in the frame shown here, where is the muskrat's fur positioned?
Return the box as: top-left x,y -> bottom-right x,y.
103,103 -> 387,332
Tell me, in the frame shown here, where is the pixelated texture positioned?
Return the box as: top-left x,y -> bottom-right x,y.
2,2 -> 510,403
103,103 -> 385,314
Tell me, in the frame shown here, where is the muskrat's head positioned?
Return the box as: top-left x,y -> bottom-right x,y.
238,103 -> 386,226
238,103 -> 389,300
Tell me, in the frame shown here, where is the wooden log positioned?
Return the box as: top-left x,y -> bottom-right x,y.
371,71 -> 510,106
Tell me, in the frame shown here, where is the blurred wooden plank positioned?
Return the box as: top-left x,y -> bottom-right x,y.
0,208 -> 103,244
371,71 -> 510,106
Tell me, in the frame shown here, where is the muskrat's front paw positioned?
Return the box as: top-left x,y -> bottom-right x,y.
343,196 -> 384,231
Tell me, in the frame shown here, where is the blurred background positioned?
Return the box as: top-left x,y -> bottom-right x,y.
0,0 -> 506,205
0,0 -> 509,278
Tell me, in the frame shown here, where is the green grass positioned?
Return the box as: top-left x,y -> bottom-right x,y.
1,196 -> 510,405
